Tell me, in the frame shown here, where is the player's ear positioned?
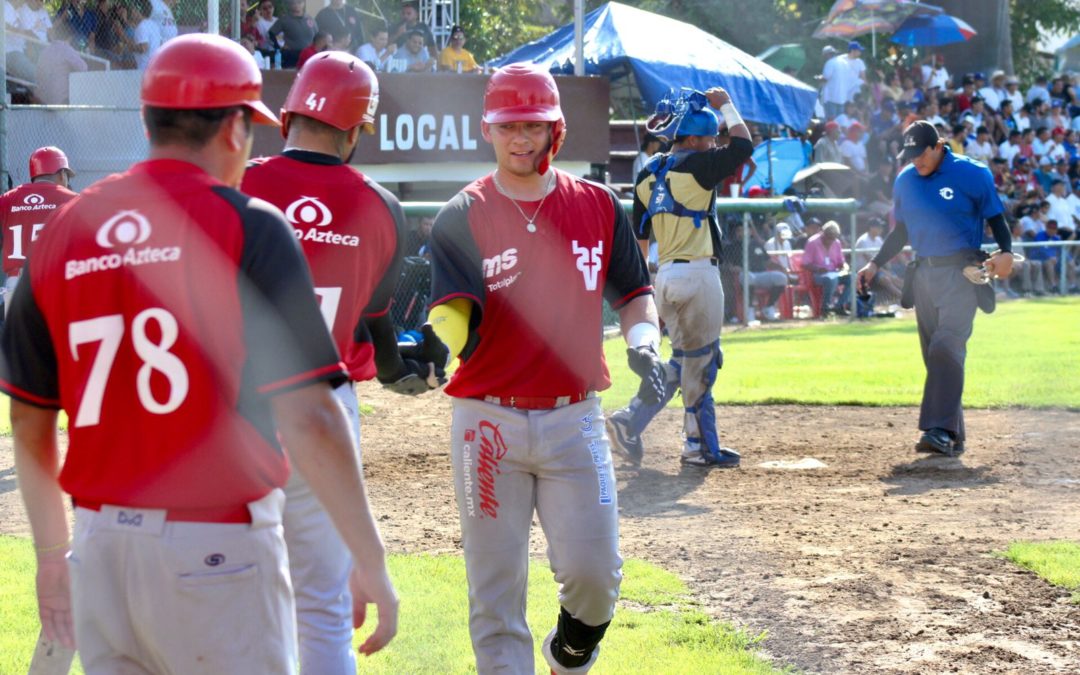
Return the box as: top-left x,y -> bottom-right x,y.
481,121 -> 492,143
223,109 -> 251,153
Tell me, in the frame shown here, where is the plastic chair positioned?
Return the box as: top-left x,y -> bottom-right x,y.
788,253 -> 823,318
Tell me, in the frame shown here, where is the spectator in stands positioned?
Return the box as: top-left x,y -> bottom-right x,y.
864,157 -> 894,216
129,0 -> 160,70
4,0 -> 38,83
297,30 -> 330,68
980,70 -> 1006,111
727,222 -> 789,322
356,26 -> 396,71
316,0 -> 364,55
58,0 -> 99,52
1004,75 -> 1024,110
947,124 -> 967,155
966,126 -> 994,164
840,121 -> 868,175
269,0 -> 316,69
34,19 -> 87,104
1027,75 -> 1050,106
399,29 -> 433,72
632,132 -> 662,179
855,217 -> 902,301
1046,179 -> 1078,230
898,73 -> 924,106
149,0 -> 175,43
17,0 -> 51,43
922,54 -> 949,91
1035,220 -> 1074,291
991,157 -> 1015,198
390,0 -> 434,51
438,24 -> 478,73
92,0 -> 134,68
239,33 -> 268,69
794,216 -> 822,250
814,120 -> 843,163
1000,129 -> 1022,164
820,43 -> 852,119
253,0 -> 276,56
803,220 -> 850,316
765,221 -> 796,279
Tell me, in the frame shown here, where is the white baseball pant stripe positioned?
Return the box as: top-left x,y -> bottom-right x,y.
450,396 -> 622,675
282,381 -> 363,675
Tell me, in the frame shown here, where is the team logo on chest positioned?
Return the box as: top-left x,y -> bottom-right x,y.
65,210 -> 181,280
572,239 -> 603,291
939,187 -> 955,200
283,196 -> 359,247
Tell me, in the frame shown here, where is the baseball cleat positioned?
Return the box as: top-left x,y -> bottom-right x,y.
680,447 -> 740,468
606,409 -> 643,465
915,428 -> 961,457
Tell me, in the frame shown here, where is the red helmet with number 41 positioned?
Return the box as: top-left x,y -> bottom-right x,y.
29,146 -> 74,180
281,52 -> 379,138
482,63 -> 566,174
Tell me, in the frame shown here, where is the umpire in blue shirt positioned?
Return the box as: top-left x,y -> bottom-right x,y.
857,121 -> 1013,457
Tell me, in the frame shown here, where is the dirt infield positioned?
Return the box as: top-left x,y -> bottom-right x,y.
2,386 -> 1078,674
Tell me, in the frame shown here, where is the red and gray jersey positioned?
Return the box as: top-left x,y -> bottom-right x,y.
0,182 -> 78,277
428,169 -> 651,399
242,150 -> 406,382
0,159 -> 345,509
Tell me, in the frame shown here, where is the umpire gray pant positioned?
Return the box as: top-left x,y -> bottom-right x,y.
913,265 -> 978,441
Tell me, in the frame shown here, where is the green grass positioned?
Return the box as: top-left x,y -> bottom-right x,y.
0,536 -> 784,674
998,540 -> 1080,603
602,296 -> 1080,410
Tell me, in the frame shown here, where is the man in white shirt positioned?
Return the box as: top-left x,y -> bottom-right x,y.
356,27 -> 396,72
131,0 -> 162,70
924,55 -> 950,91
1005,76 -> 1024,111
965,126 -> 994,164
999,129 -> 1022,165
844,41 -> 866,102
150,0 -> 177,43
820,47 -> 851,119
16,0 -> 50,42
1027,76 -> 1050,105
765,222 -> 795,275
839,122 -> 868,173
4,0 -> 36,82
1046,180 -> 1079,229
979,70 -> 1006,111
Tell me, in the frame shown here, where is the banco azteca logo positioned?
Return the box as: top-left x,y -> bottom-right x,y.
23,193 -> 44,206
285,196 -> 333,227
96,210 -> 151,248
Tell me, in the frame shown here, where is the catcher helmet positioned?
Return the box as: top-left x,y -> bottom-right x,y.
482,63 -> 565,174
674,108 -> 719,138
29,146 -> 74,179
140,33 -> 278,126
281,52 -> 379,138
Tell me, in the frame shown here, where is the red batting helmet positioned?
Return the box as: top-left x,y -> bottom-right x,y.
140,33 -> 278,126
29,146 -> 74,179
482,63 -> 565,174
281,52 -> 379,138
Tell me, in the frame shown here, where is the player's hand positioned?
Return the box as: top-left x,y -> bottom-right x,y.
856,262 -> 877,296
349,562 -> 399,656
36,552 -> 75,650
627,345 -> 666,406
985,252 -> 1013,279
705,87 -> 731,109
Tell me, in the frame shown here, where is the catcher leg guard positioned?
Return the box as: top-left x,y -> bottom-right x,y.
625,359 -> 680,436
543,607 -> 608,673
675,340 -> 736,465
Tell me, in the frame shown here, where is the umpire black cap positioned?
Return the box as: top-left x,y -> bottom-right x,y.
898,120 -> 939,162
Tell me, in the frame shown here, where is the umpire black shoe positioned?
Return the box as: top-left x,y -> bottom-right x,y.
915,428 -> 960,457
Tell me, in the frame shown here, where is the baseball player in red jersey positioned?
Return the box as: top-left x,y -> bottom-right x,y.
0,147 -> 78,315
0,34 -> 396,673
242,51 -> 443,675
426,63 -> 666,675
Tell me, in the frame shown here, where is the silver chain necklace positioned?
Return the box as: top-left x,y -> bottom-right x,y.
492,170 -> 554,233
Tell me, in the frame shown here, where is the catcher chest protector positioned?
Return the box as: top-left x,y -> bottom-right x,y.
639,152 -> 709,234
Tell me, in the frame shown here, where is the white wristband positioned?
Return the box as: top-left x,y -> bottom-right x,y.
626,322 -> 660,351
719,103 -> 743,130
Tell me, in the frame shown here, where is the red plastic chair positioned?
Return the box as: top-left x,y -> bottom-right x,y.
788,253 -> 823,318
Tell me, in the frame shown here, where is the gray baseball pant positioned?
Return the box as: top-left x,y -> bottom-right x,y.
450,396 -> 622,675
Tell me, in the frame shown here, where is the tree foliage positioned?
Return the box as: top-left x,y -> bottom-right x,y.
457,0 -> 552,63
1010,0 -> 1080,79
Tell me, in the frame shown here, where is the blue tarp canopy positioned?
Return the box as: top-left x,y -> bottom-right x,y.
490,2 -> 818,130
